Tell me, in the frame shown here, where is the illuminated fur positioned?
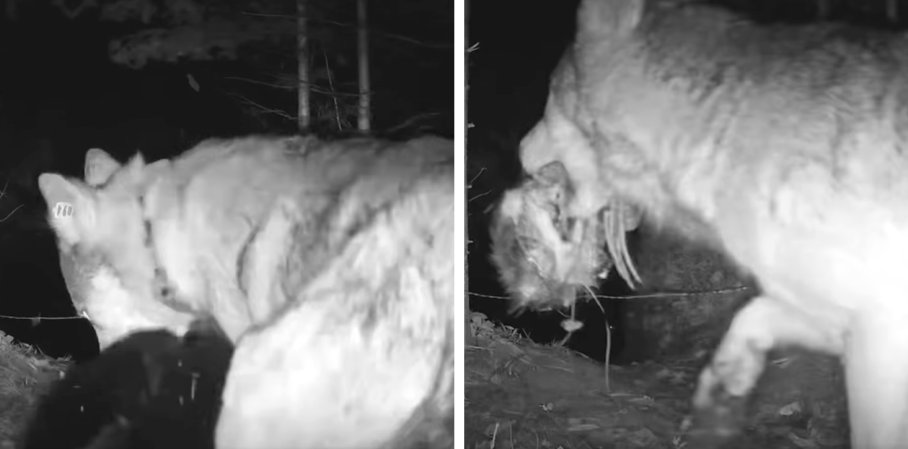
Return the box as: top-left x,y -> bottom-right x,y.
39,135 -> 454,448
491,1 -> 908,447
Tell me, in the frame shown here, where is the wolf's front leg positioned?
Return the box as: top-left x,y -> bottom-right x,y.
691,295 -> 844,442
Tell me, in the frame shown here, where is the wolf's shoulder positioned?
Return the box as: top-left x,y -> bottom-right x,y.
144,134 -> 453,231
164,134 -> 451,186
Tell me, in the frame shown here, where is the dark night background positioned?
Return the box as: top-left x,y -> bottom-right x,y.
467,0 -> 908,364
0,0 -> 452,361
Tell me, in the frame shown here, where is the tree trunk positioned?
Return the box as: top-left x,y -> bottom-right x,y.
296,0 -> 311,134
5,0 -> 18,20
465,0 -> 473,341
816,0 -> 830,20
887,0 -> 899,24
356,0 -> 372,133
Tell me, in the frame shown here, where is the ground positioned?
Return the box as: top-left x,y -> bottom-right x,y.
0,311 -> 855,449
466,313 -> 850,449
0,331 -> 69,449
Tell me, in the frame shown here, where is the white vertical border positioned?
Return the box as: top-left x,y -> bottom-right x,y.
453,0 -> 466,446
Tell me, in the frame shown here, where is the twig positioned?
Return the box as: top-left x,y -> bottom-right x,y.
588,285 -> 611,394
467,285 -> 750,302
591,285 -> 750,300
469,190 -> 491,203
227,92 -> 295,120
384,112 -> 442,135
509,421 -> 514,449
468,167 -> 485,186
223,76 -> 361,97
322,49 -> 343,131
0,314 -> 84,321
223,75 -> 293,90
0,179 -> 22,222
0,204 -> 23,222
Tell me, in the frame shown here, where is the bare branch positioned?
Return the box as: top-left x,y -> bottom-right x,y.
223,75 -> 360,97
323,50 -> 343,131
0,204 -> 23,222
227,93 -> 295,120
51,0 -> 98,19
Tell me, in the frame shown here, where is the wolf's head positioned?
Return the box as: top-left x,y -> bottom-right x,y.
489,161 -> 642,311
38,149 -> 194,349
487,0 -> 653,311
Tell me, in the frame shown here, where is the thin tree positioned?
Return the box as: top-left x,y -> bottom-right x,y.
817,0 -> 830,19
886,0 -> 899,23
26,0 -> 449,135
298,0 -> 311,133
357,0 -> 371,133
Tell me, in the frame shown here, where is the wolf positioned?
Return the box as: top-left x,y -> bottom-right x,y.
489,0 -> 908,447
38,135 -> 454,448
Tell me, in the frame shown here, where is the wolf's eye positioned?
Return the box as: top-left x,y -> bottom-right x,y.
159,284 -> 173,300
548,203 -> 562,223
555,215 -> 576,241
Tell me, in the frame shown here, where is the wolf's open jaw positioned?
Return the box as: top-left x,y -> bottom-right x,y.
490,159 -> 642,311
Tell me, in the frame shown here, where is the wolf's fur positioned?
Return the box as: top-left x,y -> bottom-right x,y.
491,0 -> 908,447
39,135 -> 454,448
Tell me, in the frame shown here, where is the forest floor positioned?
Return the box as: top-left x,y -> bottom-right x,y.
465,312 -> 850,449
0,332 -> 69,449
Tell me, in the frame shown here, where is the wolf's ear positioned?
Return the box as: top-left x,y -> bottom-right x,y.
37,173 -> 95,247
107,153 -> 171,191
85,148 -> 122,187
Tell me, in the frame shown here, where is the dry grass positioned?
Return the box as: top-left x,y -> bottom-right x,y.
464,312 -> 849,449
0,332 -> 70,449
